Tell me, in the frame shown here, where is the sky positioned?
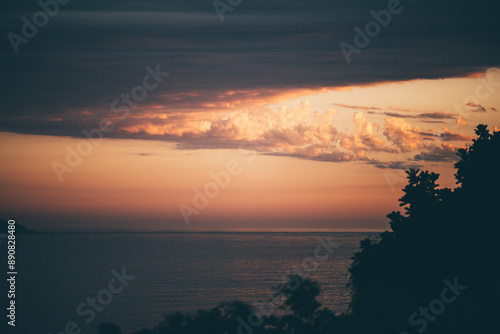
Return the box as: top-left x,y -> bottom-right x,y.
0,0 -> 499,231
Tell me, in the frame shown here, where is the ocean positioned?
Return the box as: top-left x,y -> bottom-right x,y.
12,232 -> 379,334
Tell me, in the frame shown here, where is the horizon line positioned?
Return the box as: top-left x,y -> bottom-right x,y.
27,228 -> 387,234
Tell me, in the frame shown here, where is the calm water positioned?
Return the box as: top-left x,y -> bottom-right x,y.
12,232 -> 378,334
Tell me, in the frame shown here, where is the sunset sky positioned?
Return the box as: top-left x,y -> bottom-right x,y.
1,0 -> 499,231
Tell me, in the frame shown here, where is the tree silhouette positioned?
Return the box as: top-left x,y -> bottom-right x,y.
348,124 -> 500,334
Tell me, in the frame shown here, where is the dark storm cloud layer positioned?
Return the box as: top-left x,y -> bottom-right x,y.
1,0 -> 499,136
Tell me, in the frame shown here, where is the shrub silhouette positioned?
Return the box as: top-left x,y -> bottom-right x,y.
127,275 -> 331,334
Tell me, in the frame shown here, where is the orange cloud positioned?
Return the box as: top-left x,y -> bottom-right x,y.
440,127 -> 473,141
340,112 -> 392,158
383,117 -> 423,151
456,115 -> 467,128
121,101 -> 348,161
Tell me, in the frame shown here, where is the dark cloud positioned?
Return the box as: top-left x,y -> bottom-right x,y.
1,0 -> 499,139
418,112 -> 456,120
332,103 -> 382,111
262,151 -> 356,162
413,143 -> 458,162
439,129 -> 473,141
465,103 -> 487,112
365,159 -> 423,170
421,120 -> 446,124
416,130 -> 438,138
367,110 -> 456,121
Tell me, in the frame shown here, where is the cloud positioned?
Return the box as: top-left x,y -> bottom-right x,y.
439,127 -> 473,141
340,112 -> 393,158
465,103 -> 487,112
383,117 -> 424,152
107,103 -> 470,167
365,159 -> 423,170
418,112 -> 456,120
367,110 -> 456,122
263,150 -> 356,162
119,102 -> 350,162
456,115 -> 467,128
414,143 -> 459,162
2,0 -> 499,128
421,120 -> 446,124
332,103 -> 381,111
